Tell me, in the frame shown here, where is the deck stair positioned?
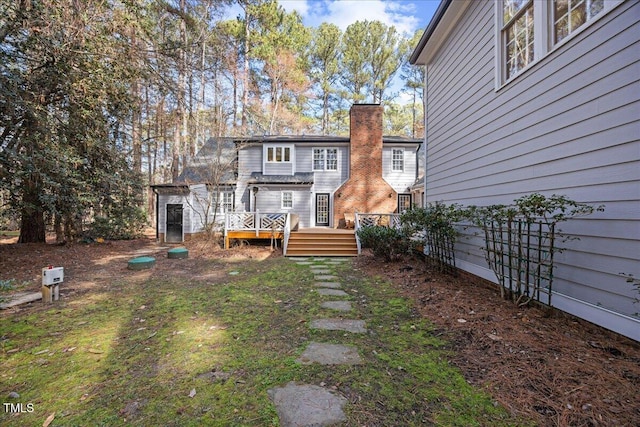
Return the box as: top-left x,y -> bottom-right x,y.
286,229 -> 358,257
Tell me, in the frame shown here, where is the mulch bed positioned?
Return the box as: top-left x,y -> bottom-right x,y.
354,252 -> 640,426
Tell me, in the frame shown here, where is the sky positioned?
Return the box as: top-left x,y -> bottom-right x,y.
276,0 -> 441,36
222,0 -> 442,103
224,0 -> 440,38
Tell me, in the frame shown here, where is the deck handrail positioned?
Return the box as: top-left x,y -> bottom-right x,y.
225,211 -> 287,235
283,213 -> 291,256
354,212 -> 403,255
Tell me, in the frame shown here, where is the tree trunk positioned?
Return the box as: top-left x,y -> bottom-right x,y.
18,177 -> 46,243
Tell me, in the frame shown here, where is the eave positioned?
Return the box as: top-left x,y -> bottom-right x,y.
409,0 -> 471,65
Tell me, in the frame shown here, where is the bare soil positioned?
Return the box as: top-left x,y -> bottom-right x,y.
2,233 -> 639,426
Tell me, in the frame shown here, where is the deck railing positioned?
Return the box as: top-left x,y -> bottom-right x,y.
224,211 -> 288,236
283,213 -> 291,256
354,212 -> 402,254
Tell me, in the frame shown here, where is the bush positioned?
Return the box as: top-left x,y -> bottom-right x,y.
89,205 -> 146,240
356,225 -> 410,262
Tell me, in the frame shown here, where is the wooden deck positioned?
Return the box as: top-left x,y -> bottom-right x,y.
285,228 -> 358,257
225,230 -> 284,249
224,228 -> 358,256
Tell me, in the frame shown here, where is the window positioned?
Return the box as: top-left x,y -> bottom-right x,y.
498,0 -> 619,84
392,149 -> 404,172
220,191 -> 234,213
281,191 -> 293,209
503,0 -> 534,80
326,149 -> 338,170
554,0 -> 604,43
312,148 -> 338,171
398,194 -> 412,213
313,149 -> 325,170
267,146 -> 291,163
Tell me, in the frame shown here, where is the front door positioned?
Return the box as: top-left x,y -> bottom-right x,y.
315,193 -> 330,226
166,204 -> 183,242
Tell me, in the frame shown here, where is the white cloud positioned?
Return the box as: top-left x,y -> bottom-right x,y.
279,0 -> 420,34
279,0 -> 310,17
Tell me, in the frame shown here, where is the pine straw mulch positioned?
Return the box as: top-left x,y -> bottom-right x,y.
353,252 -> 640,427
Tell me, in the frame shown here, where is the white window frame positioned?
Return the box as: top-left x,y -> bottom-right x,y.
326,148 -> 338,171
281,191 -> 293,209
312,148 -> 325,171
495,0 -> 622,88
392,148 -> 404,172
312,148 -> 338,171
266,145 -> 292,163
220,191 -> 234,213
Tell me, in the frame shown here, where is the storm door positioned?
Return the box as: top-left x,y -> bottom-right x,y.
166,204 -> 184,242
315,193 -> 330,226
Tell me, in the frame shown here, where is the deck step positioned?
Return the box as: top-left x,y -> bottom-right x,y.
285,231 -> 358,257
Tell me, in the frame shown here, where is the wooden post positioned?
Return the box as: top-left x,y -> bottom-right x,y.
42,284 -> 59,303
42,285 -> 52,303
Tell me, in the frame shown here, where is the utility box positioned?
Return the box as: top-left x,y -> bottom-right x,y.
42,267 -> 64,286
42,267 -> 63,303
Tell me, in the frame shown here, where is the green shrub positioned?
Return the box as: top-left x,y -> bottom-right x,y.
357,225 -> 410,262
89,205 -> 146,240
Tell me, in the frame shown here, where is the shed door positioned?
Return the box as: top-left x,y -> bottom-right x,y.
166,204 -> 183,243
316,193 -> 330,226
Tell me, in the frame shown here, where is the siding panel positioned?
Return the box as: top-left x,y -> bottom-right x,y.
424,0 -> 640,327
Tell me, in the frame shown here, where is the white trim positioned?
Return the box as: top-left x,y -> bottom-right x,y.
392,148 -> 405,172
496,0 -> 624,90
264,145 -> 293,163
455,259 -> 640,341
312,147 -> 339,171
281,190 -> 293,209
552,292 -> 640,342
164,203 -> 185,243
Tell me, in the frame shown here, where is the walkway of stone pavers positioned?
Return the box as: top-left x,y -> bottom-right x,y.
267,257 -> 365,427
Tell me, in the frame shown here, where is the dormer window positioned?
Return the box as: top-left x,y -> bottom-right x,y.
267,146 -> 291,163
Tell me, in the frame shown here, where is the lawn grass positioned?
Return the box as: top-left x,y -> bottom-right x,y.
1,256 -> 530,426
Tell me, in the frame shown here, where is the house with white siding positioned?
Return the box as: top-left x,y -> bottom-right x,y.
152,104 -> 421,251
409,0 -> 639,340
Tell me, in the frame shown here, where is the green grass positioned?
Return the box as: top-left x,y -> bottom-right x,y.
0,256 -> 531,426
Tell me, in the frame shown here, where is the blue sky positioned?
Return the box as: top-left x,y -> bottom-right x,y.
222,0 -> 441,103
277,0 -> 440,36
224,1 -> 440,37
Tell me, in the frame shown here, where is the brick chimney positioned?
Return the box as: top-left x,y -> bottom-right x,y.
333,104 -> 397,227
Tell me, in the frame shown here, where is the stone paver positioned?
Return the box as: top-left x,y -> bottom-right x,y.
297,342 -> 362,365
314,281 -> 342,289
321,301 -> 352,312
310,318 -> 367,333
317,289 -> 348,297
267,382 -> 347,427
275,255 -> 361,426
315,275 -> 337,281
